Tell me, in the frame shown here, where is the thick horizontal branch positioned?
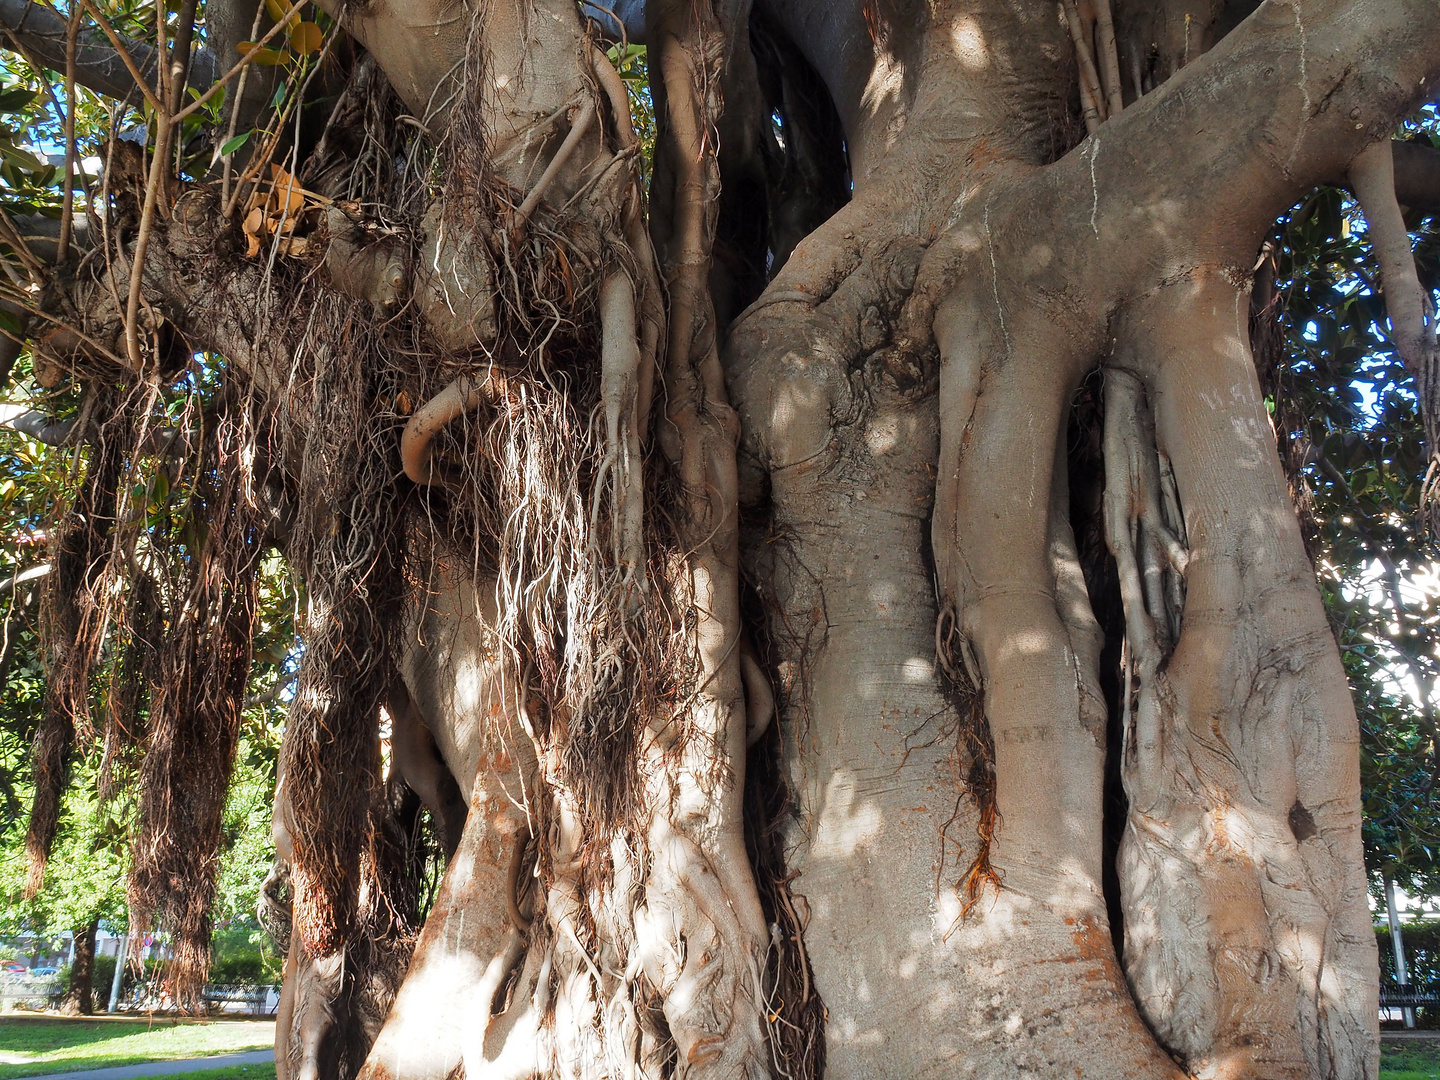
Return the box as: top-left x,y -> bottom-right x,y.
1002,0 -> 1440,313
0,561 -> 49,594
0,0 -> 216,104
0,401 -> 74,444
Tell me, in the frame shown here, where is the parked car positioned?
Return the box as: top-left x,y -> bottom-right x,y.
1,962 -> 26,973
29,967 -> 58,976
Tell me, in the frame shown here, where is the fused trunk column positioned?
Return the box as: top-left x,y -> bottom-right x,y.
730,0 -> 1440,1076
1110,274 -> 1376,1078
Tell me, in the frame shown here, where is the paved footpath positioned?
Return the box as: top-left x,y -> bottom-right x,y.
16,1050 -> 273,1080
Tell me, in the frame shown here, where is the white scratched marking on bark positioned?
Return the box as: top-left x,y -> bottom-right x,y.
1028,414 -> 1036,507
946,180 -> 971,229
1286,0 -> 1309,177
1090,138 -> 1100,237
985,197 -> 1011,356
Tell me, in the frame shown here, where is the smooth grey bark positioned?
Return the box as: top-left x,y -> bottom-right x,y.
0,0 -> 215,104
727,0 -> 1437,1076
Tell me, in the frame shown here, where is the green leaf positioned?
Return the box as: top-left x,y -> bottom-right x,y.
220,131 -> 252,157
0,88 -> 36,115
0,140 -> 44,173
272,83 -> 287,109
0,309 -> 22,336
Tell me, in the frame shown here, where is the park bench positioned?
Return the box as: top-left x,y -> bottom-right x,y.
202,983 -> 277,1017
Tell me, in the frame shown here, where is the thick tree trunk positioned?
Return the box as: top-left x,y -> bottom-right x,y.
17,0 -> 1440,1075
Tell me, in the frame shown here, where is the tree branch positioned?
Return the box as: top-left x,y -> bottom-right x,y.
0,0 -> 215,106
0,402 -> 75,444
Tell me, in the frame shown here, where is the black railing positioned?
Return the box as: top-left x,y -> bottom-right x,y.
1381,988 -> 1440,1008
202,983 -> 277,1015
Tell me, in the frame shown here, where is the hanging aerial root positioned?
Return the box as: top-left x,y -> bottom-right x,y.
739,637 -> 773,747
1100,366 -> 1189,815
1101,367 -> 1188,681
1062,0 -> 1125,134
505,825 -> 536,934
283,298 -> 404,958
23,703 -> 71,898
934,601 -> 1000,917
97,574 -> 163,803
514,99 -> 596,227
400,369 -> 506,489
596,270 -> 647,594
26,404 -> 127,895
128,397 -> 268,1010
1349,140 -> 1440,530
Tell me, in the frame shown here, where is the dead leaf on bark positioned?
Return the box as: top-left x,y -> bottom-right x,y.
241,164 -> 324,259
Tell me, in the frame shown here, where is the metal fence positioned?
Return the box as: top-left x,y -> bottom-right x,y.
0,972 -> 63,1011
1,973 -> 278,1016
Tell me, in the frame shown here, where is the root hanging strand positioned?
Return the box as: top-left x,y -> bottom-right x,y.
25,397 -> 128,895
1101,364 -> 1189,812
128,389 -> 270,1009
1348,139 -> 1440,526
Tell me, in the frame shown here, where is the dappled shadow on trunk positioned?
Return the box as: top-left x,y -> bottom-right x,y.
9,0 -> 1436,1075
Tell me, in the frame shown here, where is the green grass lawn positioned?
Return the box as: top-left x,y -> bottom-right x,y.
0,1018 -> 273,1079
3,1021 -> 1423,1080
129,1065 -> 275,1080
1382,1040 -> 1440,1080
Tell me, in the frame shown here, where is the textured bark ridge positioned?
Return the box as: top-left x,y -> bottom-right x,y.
14,0 -> 1440,1075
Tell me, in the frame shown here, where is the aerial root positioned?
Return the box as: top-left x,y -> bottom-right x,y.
739,636 -> 774,747
505,825 -> 535,934
595,269 -> 648,597
591,43 -> 640,152
514,99 -> 597,228
1061,0 -> 1125,133
400,370 -> 505,490
1349,140 -> 1440,528
1101,366 -> 1188,807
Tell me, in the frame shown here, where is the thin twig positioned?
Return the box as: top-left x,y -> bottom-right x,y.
166,0 -> 198,186
219,1 -> 265,207
0,26 -> 64,117
120,0 -> 175,369
167,0 -> 199,115
124,123 -> 170,368
78,0 -> 163,114
220,37 -> 334,220
0,211 -> 46,278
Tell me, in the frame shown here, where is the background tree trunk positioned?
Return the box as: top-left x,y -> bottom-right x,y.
63,919 -> 97,1016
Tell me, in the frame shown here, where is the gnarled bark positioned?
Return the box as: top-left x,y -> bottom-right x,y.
11,0 -> 1440,1075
